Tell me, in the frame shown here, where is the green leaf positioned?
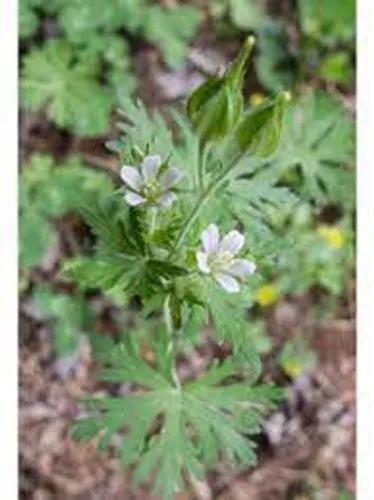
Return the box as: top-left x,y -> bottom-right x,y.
141,5 -> 200,67
298,0 -> 355,45
114,99 -> 175,163
267,91 -> 355,205
79,200 -> 140,257
112,99 -> 198,189
19,0 -> 41,38
210,0 -> 263,31
20,154 -> 114,270
228,165 -> 298,223
64,256 -> 137,294
21,40 -> 113,136
32,286 -> 91,356
57,0 -> 199,67
57,0 -> 133,42
228,0 -> 264,30
19,209 -> 53,269
74,333 -> 282,500
208,288 -> 262,381
318,51 -> 353,86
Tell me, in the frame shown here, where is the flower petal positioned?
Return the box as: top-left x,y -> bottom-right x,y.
157,191 -> 177,208
215,273 -> 240,293
141,155 -> 161,182
227,259 -> 256,279
124,192 -> 146,206
219,230 -> 245,255
120,166 -> 143,191
202,224 -> 220,253
159,167 -> 182,190
196,251 -> 211,274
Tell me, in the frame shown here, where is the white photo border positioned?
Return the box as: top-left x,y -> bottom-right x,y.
0,0 -> 373,498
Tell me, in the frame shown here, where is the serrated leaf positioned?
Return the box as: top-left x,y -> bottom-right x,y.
113,99 -> 198,189
267,91 -> 355,206
21,40 -> 113,136
74,333 -> 282,500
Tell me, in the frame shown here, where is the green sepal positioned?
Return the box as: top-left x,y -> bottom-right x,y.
235,90 -> 291,158
225,35 -> 256,89
186,36 -> 255,143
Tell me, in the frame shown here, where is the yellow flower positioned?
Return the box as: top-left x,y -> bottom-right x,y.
255,284 -> 277,306
283,360 -> 303,378
317,225 -> 345,249
249,92 -> 266,106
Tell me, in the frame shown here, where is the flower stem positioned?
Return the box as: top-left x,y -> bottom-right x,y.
197,141 -> 209,193
149,206 -> 158,235
163,295 -> 181,389
169,152 -> 244,257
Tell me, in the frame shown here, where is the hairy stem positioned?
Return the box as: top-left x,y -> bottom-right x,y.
149,206 -> 158,235
197,141 -> 209,193
163,295 -> 181,389
169,152 -> 244,257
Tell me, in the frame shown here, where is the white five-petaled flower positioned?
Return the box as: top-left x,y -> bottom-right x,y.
120,154 -> 182,208
197,224 -> 256,293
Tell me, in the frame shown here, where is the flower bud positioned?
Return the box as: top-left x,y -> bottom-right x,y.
235,90 -> 291,158
187,36 -> 255,143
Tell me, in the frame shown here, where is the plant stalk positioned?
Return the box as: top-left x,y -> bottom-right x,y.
163,295 -> 181,389
149,206 -> 158,235
169,152 -> 244,257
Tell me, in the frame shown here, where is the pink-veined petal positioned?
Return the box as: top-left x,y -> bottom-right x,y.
141,155 -> 161,182
159,167 -> 182,190
219,230 -> 245,256
227,259 -> 256,279
157,191 -> 177,208
202,224 -> 220,253
124,192 -> 146,206
215,273 -> 240,293
196,251 -> 211,274
120,166 -> 142,191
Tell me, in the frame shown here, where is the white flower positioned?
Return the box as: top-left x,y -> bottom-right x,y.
120,154 -> 182,208
197,224 -> 256,293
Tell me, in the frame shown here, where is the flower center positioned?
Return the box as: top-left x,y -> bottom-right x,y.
208,251 -> 233,274
142,179 -> 161,203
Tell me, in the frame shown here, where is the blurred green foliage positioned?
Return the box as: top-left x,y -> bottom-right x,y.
297,0 -> 355,44
265,91 -> 355,206
278,337 -> 316,378
20,0 -> 200,135
20,154 -> 113,268
210,0 -> 355,90
32,285 -> 92,355
21,39 -> 115,136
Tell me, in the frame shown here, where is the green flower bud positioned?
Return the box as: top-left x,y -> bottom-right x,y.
187,36 -> 255,143
235,90 -> 291,158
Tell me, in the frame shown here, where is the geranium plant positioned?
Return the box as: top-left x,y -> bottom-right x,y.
67,38 -> 293,499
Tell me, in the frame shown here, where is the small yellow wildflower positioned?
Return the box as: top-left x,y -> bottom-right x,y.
282,360 -> 303,378
256,284 -> 277,306
317,225 -> 345,249
249,92 -> 266,106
